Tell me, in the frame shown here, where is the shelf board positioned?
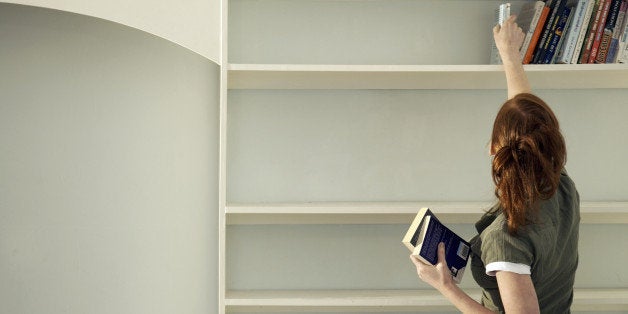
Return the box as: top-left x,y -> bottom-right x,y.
228,63 -> 628,90
226,289 -> 475,312
226,201 -> 628,224
226,202 -> 487,224
225,288 -> 628,312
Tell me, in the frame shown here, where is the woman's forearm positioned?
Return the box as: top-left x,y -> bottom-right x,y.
500,49 -> 532,99
438,283 -> 494,314
493,15 -> 532,99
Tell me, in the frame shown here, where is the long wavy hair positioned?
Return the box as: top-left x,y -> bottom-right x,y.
490,93 -> 566,235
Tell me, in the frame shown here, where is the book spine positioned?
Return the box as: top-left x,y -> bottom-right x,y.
544,6 -> 573,63
618,7 -> 628,62
618,29 -> 628,62
533,0 -> 564,63
402,208 -> 432,251
525,6 -> 552,64
606,0 -> 628,62
557,0 -> 590,63
597,29 -> 614,62
553,7 -> 576,63
588,0 -> 612,63
520,1 -> 547,60
596,0 -> 622,62
572,0 -> 598,63
618,8 -> 628,62
579,0 -> 605,63
606,36 -> 620,61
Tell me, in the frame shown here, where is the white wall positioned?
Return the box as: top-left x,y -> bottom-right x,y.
1,0 -> 221,63
0,4 -> 219,314
229,0 -> 528,65
226,89 -> 628,202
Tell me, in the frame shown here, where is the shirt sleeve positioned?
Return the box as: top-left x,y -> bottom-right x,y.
485,261 -> 531,276
480,225 -> 534,277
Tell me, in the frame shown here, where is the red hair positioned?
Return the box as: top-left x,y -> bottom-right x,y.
491,93 -> 566,235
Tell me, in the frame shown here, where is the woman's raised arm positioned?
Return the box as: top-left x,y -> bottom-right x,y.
493,15 -> 532,99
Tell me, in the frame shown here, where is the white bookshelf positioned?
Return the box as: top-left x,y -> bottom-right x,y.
226,201 -> 628,224
228,63 -> 628,90
221,0 -> 628,313
225,288 -> 628,312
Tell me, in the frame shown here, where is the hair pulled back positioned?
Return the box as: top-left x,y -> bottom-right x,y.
491,93 -> 566,235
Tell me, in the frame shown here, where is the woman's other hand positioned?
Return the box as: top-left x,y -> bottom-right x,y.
409,242 -> 455,292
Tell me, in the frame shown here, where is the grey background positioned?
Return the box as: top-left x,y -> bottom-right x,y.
0,3 -> 220,314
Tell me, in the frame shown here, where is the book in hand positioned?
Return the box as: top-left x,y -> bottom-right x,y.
402,207 -> 471,283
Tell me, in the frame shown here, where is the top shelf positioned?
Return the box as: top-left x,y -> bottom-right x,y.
228,63 -> 628,90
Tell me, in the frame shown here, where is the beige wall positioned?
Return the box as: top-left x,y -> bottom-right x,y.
0,4 -> 220,313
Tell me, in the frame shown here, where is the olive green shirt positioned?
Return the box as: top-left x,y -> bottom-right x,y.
470,171 -> 580,313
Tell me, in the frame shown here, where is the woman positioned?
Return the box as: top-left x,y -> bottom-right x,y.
410,15 -> 580,313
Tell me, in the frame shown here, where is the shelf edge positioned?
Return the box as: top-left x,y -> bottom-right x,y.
225,288 -> 628,312
228,63 -> 628,90
226,201 -> 628,224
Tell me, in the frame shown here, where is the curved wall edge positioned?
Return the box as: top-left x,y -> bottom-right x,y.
1,3 -> 220,313
0,0 -> 221,64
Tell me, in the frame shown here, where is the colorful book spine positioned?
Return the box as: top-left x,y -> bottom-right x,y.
579,0 -> 605,63
519,1 -> 547,60
534,0 -> 565,63
606,0 -> 628,62
572,0 -> 599,63
595,0 -> 622,62
556,0 -> 592,64
544,6 -> 573,63
617,2 -> 628,63
552,6 -> 576,63
524,5 -> 552,64
617,17 -> 628,62
588,0 -> 612,63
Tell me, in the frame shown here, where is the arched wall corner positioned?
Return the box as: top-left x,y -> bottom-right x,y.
1,3 -> 220,314
0,0 -> 221,64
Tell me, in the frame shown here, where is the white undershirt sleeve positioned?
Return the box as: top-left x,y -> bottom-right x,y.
485,261 -> 531,276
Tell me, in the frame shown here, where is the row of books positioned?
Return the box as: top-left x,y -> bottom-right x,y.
491,0 -> 628,64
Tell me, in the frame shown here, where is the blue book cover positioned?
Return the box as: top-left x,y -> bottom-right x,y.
412,209 -> 471,283
543,6 -> 573,63
534,0 -> 566,63
606,1 -> 627,62
607,37 -> 620,62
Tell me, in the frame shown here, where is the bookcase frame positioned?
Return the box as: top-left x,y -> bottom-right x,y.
218,0 -> 628,313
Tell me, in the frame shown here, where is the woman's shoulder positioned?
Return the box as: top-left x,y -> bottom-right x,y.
479,212 -> 536,264
480,208 -> 543,244
480,213 -> 514,241
559,169 -> 579,200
